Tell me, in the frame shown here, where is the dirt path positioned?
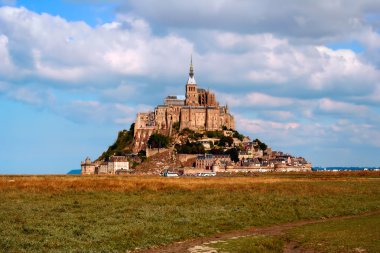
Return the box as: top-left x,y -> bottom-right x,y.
135,210 -> 380,253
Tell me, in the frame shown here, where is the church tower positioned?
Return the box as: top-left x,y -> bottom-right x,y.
185,56 -> 199,106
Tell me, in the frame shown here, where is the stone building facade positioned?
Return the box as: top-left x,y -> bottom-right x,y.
81,157 -> 96,175
134,58 -> 235,152
81,156 -> 129,175
195,154 -> 232,171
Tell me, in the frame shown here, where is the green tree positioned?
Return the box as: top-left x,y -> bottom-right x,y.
129,123 -> 135,134
226,148 -> 239,162
138,150 -> 147,162
219,136 -> 234,147
172,122 -> 180,132
209,147 -> 224,155
148,133 -> 170,149
254,138 -> 268,151
206,131 -> 224,138
175,140 -> 205,154
233,130 -> 245,141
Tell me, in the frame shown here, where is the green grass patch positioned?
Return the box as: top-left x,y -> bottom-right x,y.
212,235 -> 283,253
0,176 -> 380,252
286,213 -> 380,253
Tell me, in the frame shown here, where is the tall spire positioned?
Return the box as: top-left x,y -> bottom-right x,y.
189,54 -> 194,78
187,54 -> 196,84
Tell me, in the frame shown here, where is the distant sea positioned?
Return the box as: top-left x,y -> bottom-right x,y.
67,169 -> 81,175
312,167 -> 380,171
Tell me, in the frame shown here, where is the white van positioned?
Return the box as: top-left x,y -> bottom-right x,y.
163,172 -> 179,177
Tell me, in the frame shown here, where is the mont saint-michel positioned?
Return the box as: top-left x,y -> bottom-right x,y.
133,57 -> 235,152
81,59 -> 311,175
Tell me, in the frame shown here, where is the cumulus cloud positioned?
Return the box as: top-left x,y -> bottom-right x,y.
318,98 -> 369,116
122,0 -> 380,40
219,92 -> 295,108
56,100 -> 150,125
1,6 -> 378,104
0,6 -> 194,86
0,34 -> 14,76
0,6 -> 194,122
6,87 -> 53,106
0,3 -> 380,166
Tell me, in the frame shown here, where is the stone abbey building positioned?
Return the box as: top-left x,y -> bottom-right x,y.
133,58 -> 235,151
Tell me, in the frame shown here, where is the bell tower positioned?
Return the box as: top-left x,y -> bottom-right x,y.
185,55 -> 199,106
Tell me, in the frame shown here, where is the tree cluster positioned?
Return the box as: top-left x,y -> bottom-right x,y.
225,148 -> 240,162
175,141 -> 205,154
179,128 -> 203,140
172,121 -> 180,132
218,136 -> 234,147
206,130 -> 224,139
232,131 -> 245,141
147,133 -> 170,149
208,147 -> 240,162
254,138 -> 268,151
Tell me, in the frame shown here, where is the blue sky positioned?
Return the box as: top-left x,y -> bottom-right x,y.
0,0 -> 380,174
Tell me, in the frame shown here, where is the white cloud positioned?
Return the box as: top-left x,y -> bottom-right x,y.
56,99 -> 153,126
101,81 -> 137,101
6,86 -> 55,106
318,98 -> 369,115
219,92 -> 294,108
1,6 -> 378,102
1,4 -> 380,167
0,6 -> 194,86
309,46 -> 378,90
0,34 -> 14,76
258,110 -> 295,121
123,0 -> 380,40
238,117 -> 300,132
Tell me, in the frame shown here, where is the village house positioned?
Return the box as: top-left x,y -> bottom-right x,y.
81,156 -> 130,175
195,154 -> 231,171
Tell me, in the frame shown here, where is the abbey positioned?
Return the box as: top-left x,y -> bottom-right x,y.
133,58 -> 235,152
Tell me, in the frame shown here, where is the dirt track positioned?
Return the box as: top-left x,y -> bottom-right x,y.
135,210 -> 380,253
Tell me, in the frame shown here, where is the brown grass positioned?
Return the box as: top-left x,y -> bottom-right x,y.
1,172 -> 380,252
0,172 -> 379,193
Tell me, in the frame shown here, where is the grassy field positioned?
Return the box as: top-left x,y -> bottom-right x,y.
212,235 -> 284,253
211,213 -> 380,253
287,212 -> 380,253
0,173 -> 380,252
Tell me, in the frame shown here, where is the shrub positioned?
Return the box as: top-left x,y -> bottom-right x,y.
226,148 -> 240,162
254,138 -> 268,151
175,140 -> 205,154
219,136 -> 234,147
148,133 -> 170,149
209,147 -> 225,155
172,122 -> 180,132
206,131 -> 224,139
233,131 -> 245,141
